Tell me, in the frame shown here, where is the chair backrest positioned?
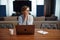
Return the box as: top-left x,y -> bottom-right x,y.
4,16 -> 17,21
33,21 -> 59,29
34,16 -> 45,21
0,17 -> 4,21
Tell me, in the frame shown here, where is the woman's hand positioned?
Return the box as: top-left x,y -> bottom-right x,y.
24,15 -> 28,21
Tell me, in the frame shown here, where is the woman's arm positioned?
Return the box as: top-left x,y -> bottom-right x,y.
27,15 -> 33,25
18,16 -> 22,25
18,16 -> 27,25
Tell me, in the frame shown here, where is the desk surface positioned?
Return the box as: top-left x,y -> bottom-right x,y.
0,29 -> 60,40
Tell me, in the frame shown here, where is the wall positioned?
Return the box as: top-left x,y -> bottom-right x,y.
0,0 -> 8,16
0,0 -> 15,16
55,0 -> 60,20
30,0 -> 44,17
36,0 -> 44,5
29,0 -> 36,17
15,0 -> 28,1
0,0 -> 44,17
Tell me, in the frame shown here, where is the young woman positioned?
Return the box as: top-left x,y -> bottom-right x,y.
18,6 -> 33,25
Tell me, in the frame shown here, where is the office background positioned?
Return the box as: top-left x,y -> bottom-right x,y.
0,0 -> 60,20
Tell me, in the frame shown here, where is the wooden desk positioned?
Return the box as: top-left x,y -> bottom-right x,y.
0,29 -> 60,40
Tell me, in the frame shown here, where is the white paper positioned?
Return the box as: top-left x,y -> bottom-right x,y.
37,30 -> 48,34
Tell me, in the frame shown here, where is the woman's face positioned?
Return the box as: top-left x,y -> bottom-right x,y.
23,7 -> 30,15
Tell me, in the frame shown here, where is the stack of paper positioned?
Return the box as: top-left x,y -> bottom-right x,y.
37,30 -> 48,34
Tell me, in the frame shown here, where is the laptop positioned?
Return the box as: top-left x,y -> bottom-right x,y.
16,25 -> 35,35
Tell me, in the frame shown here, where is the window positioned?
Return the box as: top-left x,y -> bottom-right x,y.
29,0 -> 44,16
0,0 -> 15,16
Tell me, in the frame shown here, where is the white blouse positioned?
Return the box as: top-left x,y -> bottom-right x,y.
18,15 -> 33,25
